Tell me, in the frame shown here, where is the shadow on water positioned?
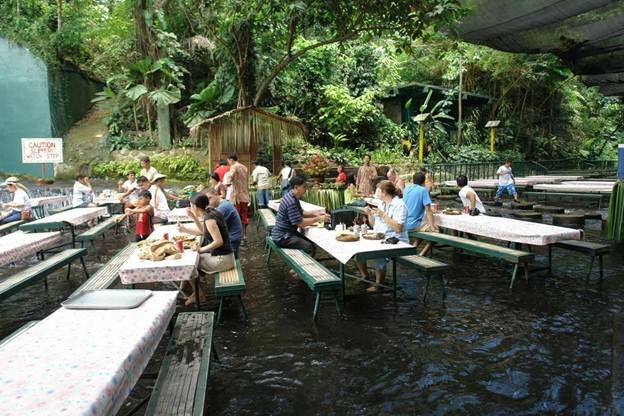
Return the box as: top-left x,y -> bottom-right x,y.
1,207 -> 623,415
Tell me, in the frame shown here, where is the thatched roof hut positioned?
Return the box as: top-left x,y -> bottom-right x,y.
190,106 -> 306,173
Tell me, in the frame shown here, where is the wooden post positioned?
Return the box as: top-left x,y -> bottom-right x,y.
40,163 -> 46,179
457,58 -> 463,148
490,127 -> 496,154
418,124 -> 425,162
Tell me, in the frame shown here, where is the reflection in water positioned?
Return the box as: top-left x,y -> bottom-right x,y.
1,209 -> 623,415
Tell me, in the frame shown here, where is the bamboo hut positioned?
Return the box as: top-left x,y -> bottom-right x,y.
190,106 -> 306,173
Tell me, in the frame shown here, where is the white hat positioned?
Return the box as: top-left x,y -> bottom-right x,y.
152,173 -> 167,182
0,177 -> 19,187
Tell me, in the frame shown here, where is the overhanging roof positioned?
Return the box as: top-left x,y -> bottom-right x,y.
458,0 -> 624,96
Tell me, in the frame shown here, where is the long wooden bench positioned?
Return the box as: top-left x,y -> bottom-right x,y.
68,244 -> 137,298
549,240 -> 611,280
0,220 -> 24,236
76,215 -> 121,248
144,312 -> 214,416
266,237 -> 342,320
523,191 -> 606,207
214,260 -> 248,323
256,208 -> 276,232
410,232 -> 535,288
47,205 -> 73,216
0,248 -> 88,301
0,321 -> 39,348
396,255 -> 448,301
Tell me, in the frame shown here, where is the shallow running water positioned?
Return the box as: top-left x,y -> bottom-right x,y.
1,205 -> 623,415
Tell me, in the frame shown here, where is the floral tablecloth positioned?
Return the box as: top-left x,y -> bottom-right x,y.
27,207 -> 108,227
29,195 -> 69,208
167,207 -> 194,223
0,231 -> 62,267
434,213 -> 581,246
119,249 -> 199,284
268,199 -> 326,213
0,291 -> 177,416
305,227 -> 415,265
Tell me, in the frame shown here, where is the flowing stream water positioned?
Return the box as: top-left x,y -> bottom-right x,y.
1,204 -> 623,415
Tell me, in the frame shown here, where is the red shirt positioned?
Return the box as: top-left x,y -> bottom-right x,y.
336,171 -> 347,183
214,165 -> 230,182
136,212 -> 153,237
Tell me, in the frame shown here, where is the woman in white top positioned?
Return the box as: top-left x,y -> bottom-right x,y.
356,180 -> 409,293
456,174 -> 486,214
72,175 -> 94,208
0,177 -> 31,224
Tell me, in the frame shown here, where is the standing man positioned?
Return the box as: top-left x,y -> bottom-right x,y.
271,176 -> 328,256
356,154 -> 377,197
205,188 -> 243,258
495,159 -> 520,202
277,161 -> 295,197
214,159 -> 229,182
251,160 -> 271,209
403,172 -> 438,255
149,173 -> 178,223
139,156 -> 159,183
227,153 -> 250,239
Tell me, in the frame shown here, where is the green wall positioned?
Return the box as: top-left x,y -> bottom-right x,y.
0,38 -> 100,176
0,38 -> 52,176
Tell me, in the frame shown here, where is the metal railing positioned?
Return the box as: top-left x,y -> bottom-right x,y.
424,159 -> 616,182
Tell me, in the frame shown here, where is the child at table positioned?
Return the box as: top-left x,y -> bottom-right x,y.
117,191 -> 154,241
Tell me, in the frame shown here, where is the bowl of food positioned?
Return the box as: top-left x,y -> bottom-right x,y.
335,229 -> 360,242
362,232 -> 385,240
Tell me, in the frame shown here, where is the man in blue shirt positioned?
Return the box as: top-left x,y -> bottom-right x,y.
403,172 -> 438,255
206,188 -> 243,258
271,176 -> 328,255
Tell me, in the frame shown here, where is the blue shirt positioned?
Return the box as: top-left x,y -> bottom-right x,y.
403,184 -> 432,230
272,190 -> 303,241
217,200 -> 243,242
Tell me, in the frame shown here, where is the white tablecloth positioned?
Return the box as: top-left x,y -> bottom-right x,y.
27,207 -> 108,227
167,207 -> 193,223
268,199 -> 326,213
0,231 -> 62,267
150,224 -> 198,240
305,227 -> 415,264
29,195 -> 69,208
434,213 -> 581,246
0,291 -> 177,416
119,250 -> 199,284
532,184 -> 612,193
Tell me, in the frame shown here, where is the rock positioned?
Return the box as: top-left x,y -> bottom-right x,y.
485,209 -> 502,217
483,200 -> 502,207
512,211 -> 543,220
511,201 -> 534,210
119,148 -> 129,156
54,163 -> 75,179
534,205 -> 565,214
552,214 -> 585,227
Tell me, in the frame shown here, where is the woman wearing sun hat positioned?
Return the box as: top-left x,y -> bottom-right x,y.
0,177 -> 31,224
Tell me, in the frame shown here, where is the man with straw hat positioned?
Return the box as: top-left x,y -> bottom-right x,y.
0,177 -> 31,224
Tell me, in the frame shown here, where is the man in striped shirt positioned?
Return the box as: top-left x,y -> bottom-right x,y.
271,176 -> 328,255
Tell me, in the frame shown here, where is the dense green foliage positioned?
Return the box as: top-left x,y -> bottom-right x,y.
1,0 -> 621,172
92,155 -> 205,181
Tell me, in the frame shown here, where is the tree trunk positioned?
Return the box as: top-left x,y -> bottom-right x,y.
56,0 -> 62,30
157,104 -> 171,149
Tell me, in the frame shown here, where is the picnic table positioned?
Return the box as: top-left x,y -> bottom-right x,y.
149,223 -> 195,240
0,230 -> 62,267
167,207 -> 194,223
433,213 -> 581,246
20,207 -> 108,246
268,199 -> 326,213
29,195 -> 69,208
305,227 -> 416,297
93,193 -> 125,205
532,184 -> 613,193
0,291 -> 177,416
119,249 -> 199,285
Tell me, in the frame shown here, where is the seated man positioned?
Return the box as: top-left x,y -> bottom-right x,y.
271,175 -> 328,256
456,174 -> 486,215
403,172 -> 438,255
72,175 -> 94,208
205,188 -> 243,259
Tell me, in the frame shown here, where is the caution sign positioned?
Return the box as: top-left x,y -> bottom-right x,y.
21,138 -> 64,164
